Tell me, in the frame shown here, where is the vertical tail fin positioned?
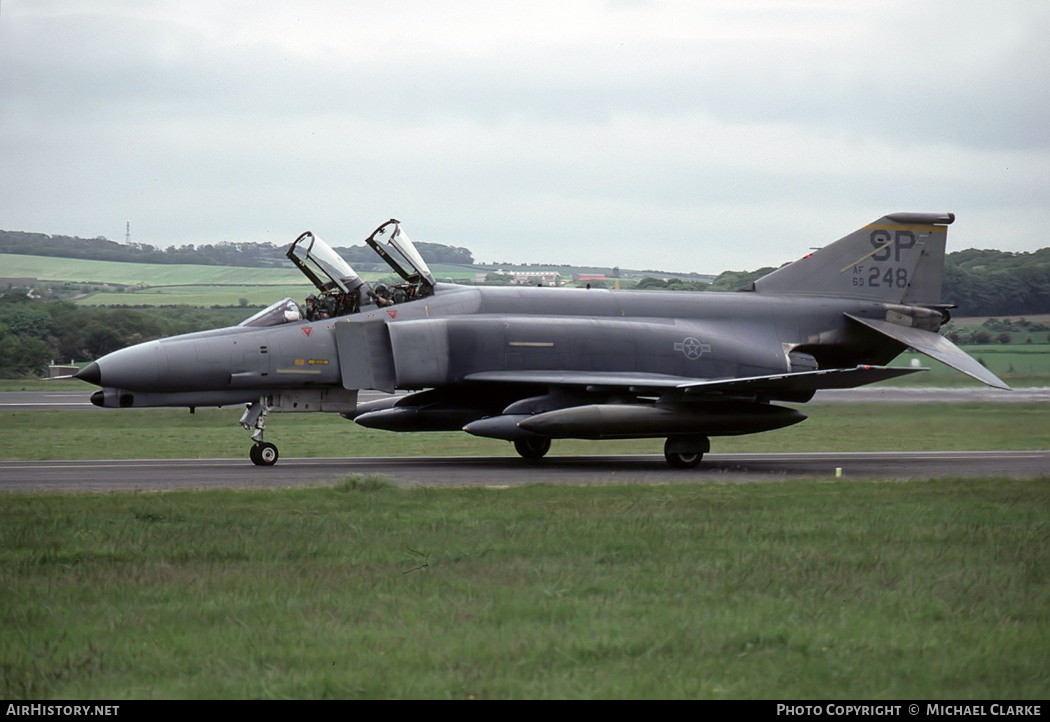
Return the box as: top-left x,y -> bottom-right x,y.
752,212 -> 955,304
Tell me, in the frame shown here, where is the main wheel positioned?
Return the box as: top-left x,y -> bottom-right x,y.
250,442 -> 279,466
514,436 -> 551,460
664,450 -> 703,469
663,437 -> 706,469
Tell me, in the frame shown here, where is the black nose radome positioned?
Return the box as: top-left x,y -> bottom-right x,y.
75,362 -> 101,386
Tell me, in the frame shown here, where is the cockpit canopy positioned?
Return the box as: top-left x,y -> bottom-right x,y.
366,219 -> 435,290
239,297 -> 302,327
286,231 -> 364,296
253,220 -> 437,326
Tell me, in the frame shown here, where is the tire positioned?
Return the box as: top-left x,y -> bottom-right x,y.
663,438 -> 704,469
664,450 -> 703,469
251,442 -> 279,466
514,436 -> 551,460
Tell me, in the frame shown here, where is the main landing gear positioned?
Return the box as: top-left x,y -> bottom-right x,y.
513,436 -> 551,460
240,396 -> 279,466
663,436 -> 710,469
510,435 -> 709,469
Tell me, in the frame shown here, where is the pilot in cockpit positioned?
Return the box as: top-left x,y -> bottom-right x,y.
303,294 -> 321,321
371,284 -> 394,307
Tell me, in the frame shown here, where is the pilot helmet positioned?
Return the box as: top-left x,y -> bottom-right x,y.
306,293 -> 317,303
374,284 -> 389,296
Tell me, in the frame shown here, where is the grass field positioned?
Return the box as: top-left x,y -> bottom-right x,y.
1,401 -> 1047,699
886,347 -> 1050,387
1,402 -> 1049,461
1,478 -> 1047,699
80,284 -> 315,308
2,253 -> 305,287
1,254 -> 407,307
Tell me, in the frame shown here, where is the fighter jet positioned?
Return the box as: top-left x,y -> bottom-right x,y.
74,213 -> 1008,468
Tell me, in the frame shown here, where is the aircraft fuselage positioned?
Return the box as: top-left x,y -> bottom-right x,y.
81,284 -> 900,409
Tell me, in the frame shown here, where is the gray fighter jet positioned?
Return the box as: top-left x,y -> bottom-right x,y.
75,213 -> 1008,467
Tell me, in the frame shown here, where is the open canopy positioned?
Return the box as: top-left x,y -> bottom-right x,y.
365,219 -> 435,290
278,221 -> 437,320
286,231 -> 364,295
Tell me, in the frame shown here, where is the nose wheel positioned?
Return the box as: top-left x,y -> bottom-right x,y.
249,442 -> 279,466
241,397 -> 279,466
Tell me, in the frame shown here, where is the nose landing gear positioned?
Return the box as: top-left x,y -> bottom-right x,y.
241,397 -> 279,466
249,441 -> 279,466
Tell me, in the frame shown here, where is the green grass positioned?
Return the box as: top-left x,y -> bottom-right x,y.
883,348 -> 1050,388
80,285 -> 314,308
2,253 -> 305,287
2,395 -> 1046,699
1,478 -> 1047,699
1,403 -> 1047,461
0,379 -> 89,391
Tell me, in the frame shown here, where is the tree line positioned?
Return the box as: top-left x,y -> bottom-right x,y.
941,248 -> 1050,316
3,230 -> 1046,317
637,248 -> 1050,318
0,294 -> 245,377
0,231 -> 475,268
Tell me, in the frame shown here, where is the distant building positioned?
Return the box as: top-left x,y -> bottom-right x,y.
476,270 -> 561,285
512,271 -> 560,286
572,273 -> 606,282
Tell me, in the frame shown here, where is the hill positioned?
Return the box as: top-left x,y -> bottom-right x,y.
0,229 -> 473,269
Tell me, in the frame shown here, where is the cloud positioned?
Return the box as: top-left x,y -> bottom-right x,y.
1,0 -> 1047,272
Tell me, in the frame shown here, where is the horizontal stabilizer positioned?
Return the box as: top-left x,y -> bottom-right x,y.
845,314 -> 1010,390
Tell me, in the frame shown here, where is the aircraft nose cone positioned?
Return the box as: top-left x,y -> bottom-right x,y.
75,362 -> 101,386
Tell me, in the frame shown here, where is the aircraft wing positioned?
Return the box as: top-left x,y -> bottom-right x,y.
673,365 -> 924,398
463,365 -> 925,401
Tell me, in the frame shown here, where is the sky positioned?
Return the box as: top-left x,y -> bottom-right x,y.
1,1 -> 1048,274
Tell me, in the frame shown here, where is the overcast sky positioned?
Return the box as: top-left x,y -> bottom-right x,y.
2,1 -> 1048,273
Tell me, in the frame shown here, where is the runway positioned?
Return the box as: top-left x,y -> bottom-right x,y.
3,388 -> 1046,492
1,450 -> 1047,492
